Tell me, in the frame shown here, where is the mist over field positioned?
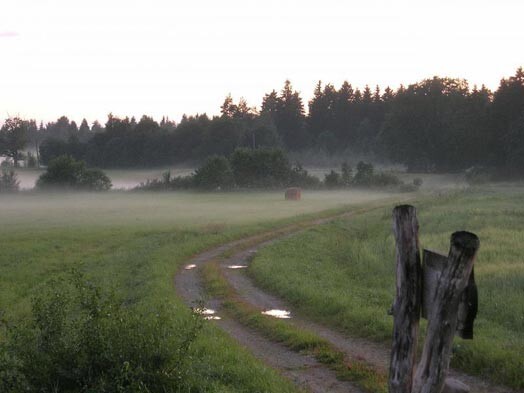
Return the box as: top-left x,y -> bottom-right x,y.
0,189 -> 399,231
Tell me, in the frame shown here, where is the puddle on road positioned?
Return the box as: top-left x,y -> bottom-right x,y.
184,264 -> 197,270
261,309 -> 291,319
194,307 -> 222,320
227,265 -> 248,269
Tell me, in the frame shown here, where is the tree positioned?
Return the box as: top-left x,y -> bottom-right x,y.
275,80 -> 308,150
0,117 -> 28,167
505,112 -> 524,174
78,119 -> 91,142
491,67 -> 524,166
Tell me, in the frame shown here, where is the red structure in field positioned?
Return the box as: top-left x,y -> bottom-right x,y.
285,187 -> 301,201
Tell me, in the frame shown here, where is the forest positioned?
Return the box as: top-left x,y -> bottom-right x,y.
2,68 -> 524,176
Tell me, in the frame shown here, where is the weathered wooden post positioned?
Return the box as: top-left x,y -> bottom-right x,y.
411,231 -> 479,393
389,205 -> 422,393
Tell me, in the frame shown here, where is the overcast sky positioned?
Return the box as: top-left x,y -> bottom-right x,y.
1,0 -> 523,125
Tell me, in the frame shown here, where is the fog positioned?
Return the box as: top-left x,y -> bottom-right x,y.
0,189 -> 402,233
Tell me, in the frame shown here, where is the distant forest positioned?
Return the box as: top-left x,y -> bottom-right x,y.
4,67 -> 524,174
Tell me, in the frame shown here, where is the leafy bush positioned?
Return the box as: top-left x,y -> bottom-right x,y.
37,155 -> 112,191
193,155 -> 234,190
0,167 -> 20,192
0,272 -> 203,393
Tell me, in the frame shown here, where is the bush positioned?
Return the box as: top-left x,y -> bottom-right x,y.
193,155 -> 234,190
0,272 -> 203,393
37,155 -> 111,191
0,167 -> 20,193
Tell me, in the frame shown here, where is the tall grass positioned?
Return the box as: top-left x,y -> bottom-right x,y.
249,187 -> 524,389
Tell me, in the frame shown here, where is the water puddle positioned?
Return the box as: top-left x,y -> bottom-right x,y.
261,309 -> 291,319
227,265 -> 248,269
195,308 -> 222,320
184,264 -> 197,270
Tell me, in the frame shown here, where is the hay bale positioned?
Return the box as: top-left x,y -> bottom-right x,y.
285,187 -> 301,201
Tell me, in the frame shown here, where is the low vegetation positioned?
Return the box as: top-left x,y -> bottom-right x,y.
136,148 -> 417,193
0,272 -> 204,392
36,155 -> 112,191
136,148 -> 320,191
249,188 -> 524,389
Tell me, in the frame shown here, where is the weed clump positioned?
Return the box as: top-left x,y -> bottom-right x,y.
0,272 -> 203,393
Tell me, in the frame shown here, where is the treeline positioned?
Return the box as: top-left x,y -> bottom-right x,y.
3,67 -> 524,174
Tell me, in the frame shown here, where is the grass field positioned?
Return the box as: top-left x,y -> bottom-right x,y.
249,186 -> 524,389
0,188 -> 400,392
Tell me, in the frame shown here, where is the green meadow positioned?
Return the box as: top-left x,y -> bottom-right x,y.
0,189 -> 398,392
249,186 -> 524,389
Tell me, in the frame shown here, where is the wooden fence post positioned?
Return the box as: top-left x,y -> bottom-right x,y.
388,205 -> 422,393
411,231 -> 479,393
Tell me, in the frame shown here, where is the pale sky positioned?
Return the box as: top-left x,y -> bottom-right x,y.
1,0 -> 523,126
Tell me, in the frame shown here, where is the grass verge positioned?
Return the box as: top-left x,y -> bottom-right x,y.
249,187 -> 524,390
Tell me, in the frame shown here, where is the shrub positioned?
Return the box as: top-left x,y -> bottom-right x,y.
0,167 -> 20,193
193,155 -> 234,190
37,155 -> 111,191
0,272 -> 203,393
